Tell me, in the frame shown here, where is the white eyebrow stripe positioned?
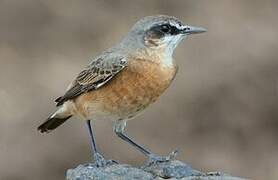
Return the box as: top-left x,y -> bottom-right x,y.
169,21 -> 184,30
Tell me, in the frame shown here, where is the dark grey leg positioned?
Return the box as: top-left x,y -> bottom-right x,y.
114,130 -> 151,156
113,121 -> 177,166
86,120 -> 117,167
86,120 -> 97,153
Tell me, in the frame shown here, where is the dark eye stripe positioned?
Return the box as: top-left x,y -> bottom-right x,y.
147,23 -> 180,40
161,24 -> 171,33
158,23 -> 179,35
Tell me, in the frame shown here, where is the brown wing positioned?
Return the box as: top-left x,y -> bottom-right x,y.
55,56 -> 127,106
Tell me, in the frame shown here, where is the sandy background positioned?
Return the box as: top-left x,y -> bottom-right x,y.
1,0 -> 278,179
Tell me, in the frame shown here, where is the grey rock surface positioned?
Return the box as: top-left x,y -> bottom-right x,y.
66,160 -> 247,180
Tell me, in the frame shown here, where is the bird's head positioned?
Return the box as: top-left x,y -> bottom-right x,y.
124,15 -> 206,57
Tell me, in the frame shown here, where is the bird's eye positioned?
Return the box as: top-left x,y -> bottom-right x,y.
160,25 -> 171,33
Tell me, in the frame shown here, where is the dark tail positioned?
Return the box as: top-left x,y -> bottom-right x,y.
37,115 -> 72,133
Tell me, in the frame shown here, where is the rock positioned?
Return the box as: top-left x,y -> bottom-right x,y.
66,160 -> 247,180
142,160 -> 203,179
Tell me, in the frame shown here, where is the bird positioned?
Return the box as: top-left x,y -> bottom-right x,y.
38,15 -> 206,167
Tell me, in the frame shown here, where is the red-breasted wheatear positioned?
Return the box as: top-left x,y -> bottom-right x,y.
38,15 -> 206,166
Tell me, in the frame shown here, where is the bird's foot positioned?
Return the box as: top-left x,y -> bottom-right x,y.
93,153 -> 118,167
145,149 -> 178,167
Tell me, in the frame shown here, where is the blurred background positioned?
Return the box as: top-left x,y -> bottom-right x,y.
0,0 -> 278,179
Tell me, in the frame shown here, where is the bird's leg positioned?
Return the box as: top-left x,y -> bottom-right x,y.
86,120 -> 117,167
113,121 -> 178,166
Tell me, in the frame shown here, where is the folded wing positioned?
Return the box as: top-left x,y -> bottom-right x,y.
55,55 -> 127,106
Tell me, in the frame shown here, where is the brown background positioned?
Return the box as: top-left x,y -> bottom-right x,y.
1,0 -> 278,179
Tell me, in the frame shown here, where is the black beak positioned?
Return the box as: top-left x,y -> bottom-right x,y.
180,25 -> 207,35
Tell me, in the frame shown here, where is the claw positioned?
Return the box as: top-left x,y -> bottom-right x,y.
93,153 -> 118,167
145,149 -> 179,167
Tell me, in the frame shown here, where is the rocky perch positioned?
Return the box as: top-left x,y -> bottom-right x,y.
66,159 -> 247,180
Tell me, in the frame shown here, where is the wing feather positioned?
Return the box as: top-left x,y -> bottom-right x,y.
55,55 -> 127,106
